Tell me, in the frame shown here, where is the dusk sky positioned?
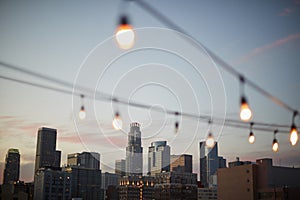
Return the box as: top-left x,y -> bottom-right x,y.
1,0 -> 300,183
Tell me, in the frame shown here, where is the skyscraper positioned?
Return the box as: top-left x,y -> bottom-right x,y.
170,154 -> 192,173
3,148 -> 20,184
115,159 -> 126,176
34,127 -> 61,172
199,141 -> 226,188
126,122 -> 143,176
148,141 -> 170,175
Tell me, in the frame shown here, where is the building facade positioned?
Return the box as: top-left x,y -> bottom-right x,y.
199,141 -> 226,188
154,171 -> 198,200
148,141 -> 170,175
125,122 -> 143,176
115,159 -> 126,177
34,127 -> 61,173
118,175 -> 155,200
34,168 -> 72,200
170,154 -> 192,173
3,148 -> 20,184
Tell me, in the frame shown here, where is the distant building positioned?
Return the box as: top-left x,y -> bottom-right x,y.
101,172 -> 119,199
148,141 -> 170,175
170,154 -> 192,173
118,175 -> 155,200
34,127 -> 61,172
3,148 -> 20,184
115,159 -> 126,177
65,165 -> 102,200
199,141 -> 226,188
126,122 -> 143,176
198,187 -> 217,200
228,157 -> 252,168
34,168 -> 71,200
67,152 -> 100,169
154,171 -> 198,199
0,181 -> 34,200
218,158 -> 300,200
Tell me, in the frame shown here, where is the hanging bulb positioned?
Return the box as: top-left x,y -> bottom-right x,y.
240,96 -> 252,121
272,130 -> 279,152
115,16 -> 135,49
112,112 -> 123,130
79,106 -> 86,120
175,121 -> 179,133
272,138 -> 279,152
290,124 -> 298,146
248,131 -> 255,144
248,122 -> 255,144
206,132 -> 215,148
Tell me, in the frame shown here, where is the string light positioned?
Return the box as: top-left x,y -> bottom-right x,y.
112,112 -> 123,130
78,94 -> 86,120
239,76 -> 252,122
115,15 -> 135,49
248,122 -> 255,144
272,130 -> 279,152
206,120 -> 215,148
290,111 -> 298,146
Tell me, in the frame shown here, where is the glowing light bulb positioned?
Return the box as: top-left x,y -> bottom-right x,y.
240,97 -> 252,121
115,16 -> 135,49
112,112 -> 122,130
206,132 -> 215,148
272,138 -> 279,152
248,131 -> 255,144
79,106 -> 86,120
290,124 -> 298,146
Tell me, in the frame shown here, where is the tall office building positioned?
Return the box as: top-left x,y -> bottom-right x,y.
126,122 -> 143,175
34,127 -> 61,172
199,141 -> 226,187
148,141 -> 170,175
115,159 -> 126,176
170,154 -> 192,173
67,152 -> 100,169
3,148 -> 20,184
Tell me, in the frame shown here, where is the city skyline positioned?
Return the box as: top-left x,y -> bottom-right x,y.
1,0 -> 300,184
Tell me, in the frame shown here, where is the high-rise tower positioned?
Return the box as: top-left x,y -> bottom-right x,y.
148,141 -> 170,175
199,141 -> 226,187
3,148 -> 20,184
125,122 -> 143,175
34,127 -> 61,172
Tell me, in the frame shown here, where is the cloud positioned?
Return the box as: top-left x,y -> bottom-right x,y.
279,7 -> 294,16
234,33 -> 300,65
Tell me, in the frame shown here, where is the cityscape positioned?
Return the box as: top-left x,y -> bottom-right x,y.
1,124 -> 300,199
1,0 -> 300,200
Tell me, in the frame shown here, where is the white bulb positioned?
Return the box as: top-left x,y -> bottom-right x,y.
116,24 -> 135,49
248,133 -> 255,144
79,108 -> 86,120
206,133 -> 215,148
290,128 -> 298,146
272,141 -> 279,152
112,116 -> 123,130
240,106 -> 252,121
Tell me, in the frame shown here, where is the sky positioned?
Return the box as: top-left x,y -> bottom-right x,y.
0,0 -> 300,183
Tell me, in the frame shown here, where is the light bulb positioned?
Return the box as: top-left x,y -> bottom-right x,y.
206,132 -> 215,148
112,112 -> 122,130
290,124 -> 298,146
272,138 -> 279,152
79,106 -> 86,120
115,16 -> 135,49
248,132 -> 255,144
240,97 -> 252,121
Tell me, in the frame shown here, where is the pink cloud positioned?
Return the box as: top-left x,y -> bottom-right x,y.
279,7 -> 294,16
234,33 -> 300,65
